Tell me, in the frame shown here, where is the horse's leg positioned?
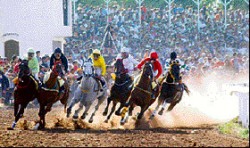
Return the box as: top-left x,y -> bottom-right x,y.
89,96 -> 106,123
67,90 -> 81,118
128,102 -> 137,116
105,101 -> 117,123
158,99 -> 169,115
150,97 -> 164,120
167,92 -> 182,112
73,102 -> 84,119
37,105 -> 46,129
115,102 -> 125,116
103,96 -> 112,116
137,105 -> 149,120
11,103 -> 27,129
120,99 -> 132,125
45,103 -> 53,113
81,103 -> 91,120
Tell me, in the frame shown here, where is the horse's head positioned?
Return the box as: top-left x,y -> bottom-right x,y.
114,59 -> 126,79
18,59 -> 30,81
142,61 -> 154,80
170,62 -> 181,83
52,61 -> 64,77
83,59 -> 94,78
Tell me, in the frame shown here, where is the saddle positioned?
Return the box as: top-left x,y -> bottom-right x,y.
43,71 -> 65,88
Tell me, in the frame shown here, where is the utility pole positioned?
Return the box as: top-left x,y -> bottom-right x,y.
104,0 -> 111,24
164,0 -> 174,28
244,0 -> 249,5
72,0 -> 77,24
134,0 -> 144,52
135,0 -> 144,26
218,0 -> 232,31
218,0 -> 232,50
191,0 -> 202,33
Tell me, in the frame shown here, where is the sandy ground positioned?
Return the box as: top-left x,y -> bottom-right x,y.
0,74 -> 249,147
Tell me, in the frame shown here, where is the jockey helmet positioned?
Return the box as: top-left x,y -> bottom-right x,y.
27,48 -> 35,54
54,48 -> 62,53
170,51 -> 177,60
150,51 -> 159,60
121,47 -> 130,53
93,49 -> 101,55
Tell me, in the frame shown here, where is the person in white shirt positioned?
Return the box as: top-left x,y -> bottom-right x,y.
116,47 -> 139,78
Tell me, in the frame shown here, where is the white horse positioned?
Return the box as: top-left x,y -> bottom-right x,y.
66,60 -> 108,123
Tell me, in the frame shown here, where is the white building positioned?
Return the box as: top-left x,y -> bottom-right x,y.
0,0 -> 72,59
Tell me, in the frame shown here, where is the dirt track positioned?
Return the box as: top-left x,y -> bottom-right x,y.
0,102 -> 248,147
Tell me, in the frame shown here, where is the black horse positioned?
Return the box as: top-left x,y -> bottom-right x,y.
102,59 -> 133,123
8,60 -> 39,130
149,62 -> 190,119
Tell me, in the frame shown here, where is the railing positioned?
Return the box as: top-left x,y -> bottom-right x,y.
223,83 -> 249,128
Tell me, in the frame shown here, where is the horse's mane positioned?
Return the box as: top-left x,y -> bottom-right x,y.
169,61 -> 181,82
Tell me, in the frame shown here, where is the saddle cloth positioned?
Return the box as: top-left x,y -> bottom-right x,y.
43,71 -> 64,87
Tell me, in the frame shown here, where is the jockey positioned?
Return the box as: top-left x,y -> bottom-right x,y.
116,47 -> 139,79
89,49 -> 107,91
49,48 -> 68,99
137,51 -> 163,98
26,48 -> 39,80
50,47 -> 68,74
164,51 -> 187,83
137,51 -> 163,81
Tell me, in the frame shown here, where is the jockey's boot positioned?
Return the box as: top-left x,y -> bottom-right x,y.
59,86 -> 65,100
77,76 -> 83,84
99,79 -> 106,91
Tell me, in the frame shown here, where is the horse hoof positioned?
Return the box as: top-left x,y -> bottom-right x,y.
115,111 -> 121,116
102,112 -> 108,116
120,121 -> 125,126
73,115 -> 78,120
149,115 -> 155,120
89,119 -> 93,123
158,109 -> 164,115
81,115 -> 86,120
104,119 -> 108,123
66,109 -> 71,118
7,127 -> 14,130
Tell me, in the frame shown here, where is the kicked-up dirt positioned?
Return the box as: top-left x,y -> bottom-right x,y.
0,102 -> 248,147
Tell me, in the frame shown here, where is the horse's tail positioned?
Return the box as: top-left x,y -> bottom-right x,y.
183,83 -> 190,96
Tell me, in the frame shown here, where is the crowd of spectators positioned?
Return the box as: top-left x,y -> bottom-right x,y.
0,2 -> 249,105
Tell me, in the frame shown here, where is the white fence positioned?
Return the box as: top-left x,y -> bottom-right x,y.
222,83 -> 249,128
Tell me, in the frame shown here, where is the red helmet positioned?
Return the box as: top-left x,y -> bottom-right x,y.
150,51 -> 159,60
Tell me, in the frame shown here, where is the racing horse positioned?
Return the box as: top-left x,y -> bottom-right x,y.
35,61 -> 69,129
149,61 -> 190,120
120,61 -> 160,125
102,59 -> 133,123
66,60 -> 108,123
8,60 -> 39,130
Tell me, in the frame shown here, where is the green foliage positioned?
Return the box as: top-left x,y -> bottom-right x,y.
218,117 -> 249,139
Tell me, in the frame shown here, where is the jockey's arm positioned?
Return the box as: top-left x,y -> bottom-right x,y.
100,57 -> 106,76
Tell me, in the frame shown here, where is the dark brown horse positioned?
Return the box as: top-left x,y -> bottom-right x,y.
8,60 -> 39,130
149,62 -> 190,120
35,62 -> 69,129
102,59 -> 133,123
120,61 -> 160,125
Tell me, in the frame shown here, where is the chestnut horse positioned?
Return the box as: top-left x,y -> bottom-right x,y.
120,61 -> 160,125
35,62 -> 69,129
102,59 -> 134,123
9,60 -> 39,130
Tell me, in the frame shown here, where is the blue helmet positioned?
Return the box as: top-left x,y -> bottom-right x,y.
54,48 -> 62,53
